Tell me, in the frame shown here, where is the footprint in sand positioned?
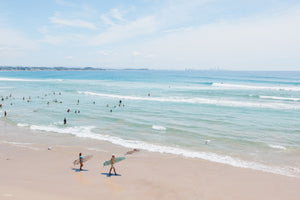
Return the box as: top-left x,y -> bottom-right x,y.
103,179 -> 124,196
73,172 -> 93,186
2,193 -> 13,197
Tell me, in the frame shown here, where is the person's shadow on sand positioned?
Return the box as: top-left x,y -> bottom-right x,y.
101,173 -> 122,177
72,168 -> 89,172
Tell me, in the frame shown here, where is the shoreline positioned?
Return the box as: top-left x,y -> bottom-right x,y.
2,119 -> 299,178
1,120 -> 300,199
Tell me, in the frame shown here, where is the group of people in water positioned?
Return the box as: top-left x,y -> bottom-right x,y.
1,94 -> 13,117
1,91 -> 127,128
106,99 -> 125,113
0,92 -> 90,124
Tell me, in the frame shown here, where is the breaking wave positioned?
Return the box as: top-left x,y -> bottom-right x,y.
0,77 -> 63,82
79,91 -> 300,110
29,124 -> 300,178
259,96 -> 300,102
212,83 -> 300,91
152,125 -> 167,131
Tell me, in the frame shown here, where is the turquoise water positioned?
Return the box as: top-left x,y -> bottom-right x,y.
0,70 -> 300,177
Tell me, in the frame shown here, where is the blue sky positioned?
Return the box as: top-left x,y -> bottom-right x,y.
0,0 -> 299,70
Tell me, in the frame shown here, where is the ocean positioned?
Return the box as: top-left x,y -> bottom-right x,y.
0,70 -> 299,177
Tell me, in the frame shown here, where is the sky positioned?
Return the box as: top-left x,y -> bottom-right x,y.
0,0 -> 299,70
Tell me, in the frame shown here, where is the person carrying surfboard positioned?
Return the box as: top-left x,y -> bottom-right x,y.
109,155 -> 117,176
79,153 -> 84,171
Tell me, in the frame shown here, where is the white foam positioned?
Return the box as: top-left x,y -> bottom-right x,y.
152,125 -> 167,131
0,77 -> 62,82
259,96 -> 300,101
1,141 -> 32,145
30,125 -> 95,135
17,123 -> 29,127
268,144 -> 287,150
28,124 -> 300,178
79,91 -> 300,110
1,141 -> 39,150
212,83 -> 300,92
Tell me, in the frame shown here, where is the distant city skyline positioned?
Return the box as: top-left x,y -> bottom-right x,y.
0,0 -> 299,70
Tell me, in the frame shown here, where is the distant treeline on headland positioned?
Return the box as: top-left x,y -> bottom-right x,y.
0,66 -> 149,71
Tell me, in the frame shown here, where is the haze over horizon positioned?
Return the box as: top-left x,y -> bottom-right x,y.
0,0 -> 299,71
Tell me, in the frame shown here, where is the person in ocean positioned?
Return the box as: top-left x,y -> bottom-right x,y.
79,153 -> 84,171
109,155 -> 117,176
64,118 -> 67,125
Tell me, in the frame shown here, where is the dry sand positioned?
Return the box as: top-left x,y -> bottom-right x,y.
0,120 -> 300,200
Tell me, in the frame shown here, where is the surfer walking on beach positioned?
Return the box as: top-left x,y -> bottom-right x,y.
109,155 -> 117,176
79,153 -> 84,171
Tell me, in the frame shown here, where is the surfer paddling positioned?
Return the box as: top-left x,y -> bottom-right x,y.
109,155 -> 117,176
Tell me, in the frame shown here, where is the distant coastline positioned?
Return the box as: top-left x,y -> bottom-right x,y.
0,66 -> 149,71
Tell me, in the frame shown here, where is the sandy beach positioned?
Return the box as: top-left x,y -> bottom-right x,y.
1,0 -> 300,198
0,120 -> 299,200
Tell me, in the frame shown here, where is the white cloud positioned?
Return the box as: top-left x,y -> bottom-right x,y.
0,27 -> 38,58
136,8 -> 300,70
155,0 -> 213,27
132,51 -> 141,56
38,26 -> 49,34
131,51 -> 155,58
110,9 -> 126,22
97,50 -> 112,56
38,33 -> 88,46
100,15 -> 116,26
55,0 -> 75,7
50,16 -> 97,29
100,8 -> 126,26
2,0 -> 299,70
65,56 -> 73,60
144,54 -> 155,58
92,16 -> 159,45
39,35 -> 63,44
